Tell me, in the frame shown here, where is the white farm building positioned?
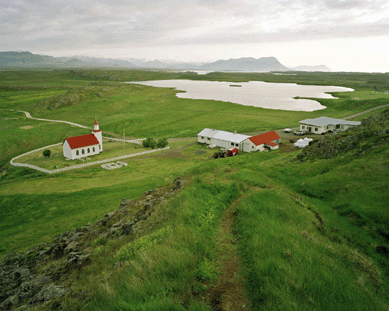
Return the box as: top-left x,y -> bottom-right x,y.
299,117 -> 361,135
198,128 -> 250,151
198,128 -> 281,152
242,131 -> 281,152
63,120 -> 103,160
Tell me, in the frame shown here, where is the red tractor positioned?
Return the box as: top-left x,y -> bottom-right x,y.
227,147 -> 239,156
212,147 -> 239,159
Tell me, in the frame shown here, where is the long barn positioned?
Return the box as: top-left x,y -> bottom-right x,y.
197,128 -> 250,151
198,128 -> 281,152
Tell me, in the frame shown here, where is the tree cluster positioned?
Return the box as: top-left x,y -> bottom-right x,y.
142,137 -> 168,149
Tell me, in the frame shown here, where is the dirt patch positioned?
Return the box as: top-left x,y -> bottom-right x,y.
209,203 -> 251,311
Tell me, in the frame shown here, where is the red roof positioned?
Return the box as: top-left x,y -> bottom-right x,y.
94,120 -> 99,125
65,134 -> 99,149
265,141 -> 278,147
249,131 -> 280,146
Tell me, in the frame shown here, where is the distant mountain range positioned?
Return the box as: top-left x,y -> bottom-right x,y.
200,57 -> 288,71
0,51 -> 331,72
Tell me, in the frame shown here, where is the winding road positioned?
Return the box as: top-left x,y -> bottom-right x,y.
343,104 -> 389,120
11,110 -> 91,129
11,109 -> 144,144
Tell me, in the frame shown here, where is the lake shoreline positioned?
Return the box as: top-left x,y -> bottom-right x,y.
125,79 -> 354,112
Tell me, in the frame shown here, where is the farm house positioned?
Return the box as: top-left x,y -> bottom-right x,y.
63,120 -> 103,160
197,128 -> 250,151
242,131 -> 281,152
299,117 -> 361,134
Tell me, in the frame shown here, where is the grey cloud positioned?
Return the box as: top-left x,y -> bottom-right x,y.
1,0 -> 388,52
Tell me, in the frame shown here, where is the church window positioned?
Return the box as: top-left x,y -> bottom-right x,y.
87,148 -> 90,153
82,149 -> 85,155
76,150 -> 79,156
93,147 -> 95,152
99,145 -> 101,150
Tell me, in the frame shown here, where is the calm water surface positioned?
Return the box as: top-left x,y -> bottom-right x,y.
127,80 -> 354,111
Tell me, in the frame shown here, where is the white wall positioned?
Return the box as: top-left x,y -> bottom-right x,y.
242,140 -> 266,152
300,124 -> 326,134
63,141 -> 74,159
63,141 -> 101,160
211,138 -> 241,150
93,131 -> 103,151
73,144 -> 100,159
198,135 -> 212,144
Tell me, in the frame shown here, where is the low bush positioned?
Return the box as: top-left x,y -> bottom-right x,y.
142,137 -> 156,149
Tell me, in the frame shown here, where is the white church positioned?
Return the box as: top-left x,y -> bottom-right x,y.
63,120 -> 103,160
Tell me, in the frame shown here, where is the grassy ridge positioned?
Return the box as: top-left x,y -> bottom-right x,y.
62,179 -> 240,311
53,141 -> 389,310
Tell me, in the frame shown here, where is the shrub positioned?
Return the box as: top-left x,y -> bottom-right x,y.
142,137 -> 157,149
43,149 -> 51,158
156,137 -> 168,148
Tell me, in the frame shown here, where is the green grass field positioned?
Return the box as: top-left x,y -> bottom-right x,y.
0,69 -> 389,310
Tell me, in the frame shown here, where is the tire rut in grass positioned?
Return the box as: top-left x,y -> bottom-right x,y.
208,201 -> 251,311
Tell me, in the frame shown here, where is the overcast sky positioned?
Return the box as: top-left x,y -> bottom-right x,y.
1,0 -> 389,72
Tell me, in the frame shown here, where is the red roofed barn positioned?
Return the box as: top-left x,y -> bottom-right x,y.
242,131 -> 281,152
63,120 -> 103,160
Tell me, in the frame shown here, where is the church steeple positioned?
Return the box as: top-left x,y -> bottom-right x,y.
92,119 -> 103,152
93,119 -> 100,132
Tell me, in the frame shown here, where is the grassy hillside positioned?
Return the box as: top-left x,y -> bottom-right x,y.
0,110 -> 388,310
0,70 -> 389,310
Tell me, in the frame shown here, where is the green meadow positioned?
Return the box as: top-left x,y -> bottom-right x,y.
0,69 -> 388,310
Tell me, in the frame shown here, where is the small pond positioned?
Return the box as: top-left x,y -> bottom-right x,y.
126,80 -> 354,111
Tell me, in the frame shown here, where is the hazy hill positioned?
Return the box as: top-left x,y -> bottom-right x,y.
56,56 -> 137,68
200,56 -> 289,71
124,58 -> 204,69
0,51 -> 332,72
0,51 -> 59,67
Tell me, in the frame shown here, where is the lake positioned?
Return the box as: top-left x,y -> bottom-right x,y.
127,80 -> 354,111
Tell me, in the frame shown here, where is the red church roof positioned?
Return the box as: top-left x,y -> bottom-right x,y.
265,141 -> 279,147
249,131 -> 280,146
65,134 -> 99,149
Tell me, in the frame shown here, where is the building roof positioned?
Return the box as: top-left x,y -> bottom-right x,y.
266,141 -> 279,147
299,117 -> 361,127
249,131 -> 280,146
198,128 -> 219,138
65,134 -> 99,149
198,128 -> 250,144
